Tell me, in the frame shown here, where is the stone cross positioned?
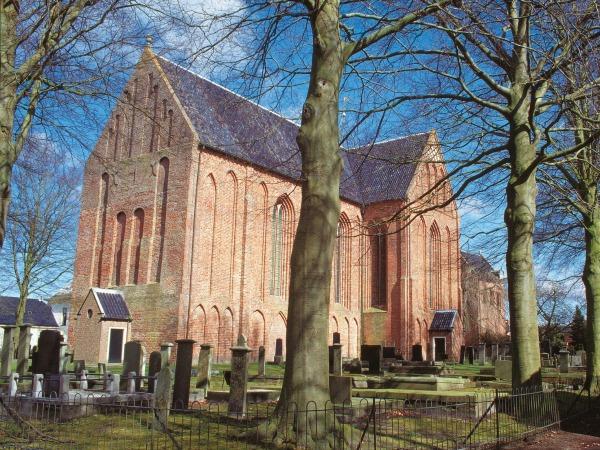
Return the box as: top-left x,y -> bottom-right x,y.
195,344 -> 213,399
228,335 -> 252,418
153,365 -> 173,432
160,342 -> 174,367
16,324 -> 32,375
1,326 -> 17,377
559,349 -> 570,374
257,345 -> 266,377
478,343 -> 486,365
172,339 -> 196,409
8,373 -> 19,397
32,374 -> 43,397
148,351 -> 162,394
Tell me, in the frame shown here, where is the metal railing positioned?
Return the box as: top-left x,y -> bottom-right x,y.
0,385 -> 595,449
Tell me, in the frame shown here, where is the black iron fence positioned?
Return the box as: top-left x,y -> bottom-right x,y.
0,385 -> 596,449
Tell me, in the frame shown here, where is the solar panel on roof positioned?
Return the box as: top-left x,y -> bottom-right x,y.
95,291 -> 130,321
430,310 -> 457,331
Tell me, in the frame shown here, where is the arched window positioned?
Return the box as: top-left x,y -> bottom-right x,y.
155,157 -> 169,282
270,196 -> 294,296
114,212 -> 127,286
370,223 -> 387,308
334,214 -> 352,308
131,208 -> 145,284
96,173 -> 110,286
429,222 -> 441,309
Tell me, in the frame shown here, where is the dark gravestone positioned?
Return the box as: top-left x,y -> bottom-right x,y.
274,338 -> 283,364
172,339 -> 196,409
333,332 -> 341,345
411,344 -> 423,362
383,347 -> 396,359
459,345 -> 466,364
360,345 -> 383,374
36,330 -> 63,395
257,345 -> 265,377
123,341 -> 145,391
196,344 -> 213,398
329,344 -> 343,375
347,358 -> 362,374
148,351 -> 162,394
467,346 -> 474,364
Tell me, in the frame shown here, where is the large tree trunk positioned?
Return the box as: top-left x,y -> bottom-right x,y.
266,1 -> 344,447
0,0 -> 18,250
582,200 -> 600,392
505,116 -> 542,388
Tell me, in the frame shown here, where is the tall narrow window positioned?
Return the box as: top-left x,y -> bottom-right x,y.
113,114 -> 121,160
114,212 -> 127,286
96,173 -> 110,286
167,109 -> 174,147
155,158 -> 169,282
335,215 -> 352,307
131,208 -> 145,284
429,223 -> 441,309
370,224 -> 387,308
149,85 -> 158,153
128,78 -> 138,158
270,196 -> 294,296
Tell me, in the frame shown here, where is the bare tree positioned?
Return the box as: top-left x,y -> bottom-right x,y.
0,136 -> 79,326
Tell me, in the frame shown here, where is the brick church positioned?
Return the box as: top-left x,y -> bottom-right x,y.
69,47 -> 464,364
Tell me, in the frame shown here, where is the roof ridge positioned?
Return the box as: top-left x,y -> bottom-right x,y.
346,132 -> 431,151
156,56 -> 300,127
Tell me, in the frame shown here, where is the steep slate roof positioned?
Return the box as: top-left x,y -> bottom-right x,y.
79,288 -> 131,321
157,56 -> 430,205
0,296 -> 59,327
430,310 -> 458,331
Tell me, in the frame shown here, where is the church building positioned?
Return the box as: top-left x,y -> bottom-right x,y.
69,47 -> 463,364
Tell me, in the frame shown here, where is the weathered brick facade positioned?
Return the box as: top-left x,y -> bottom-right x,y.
69,48 -> 463,363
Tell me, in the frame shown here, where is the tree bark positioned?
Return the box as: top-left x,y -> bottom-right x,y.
268,1 -> 344,446
582,198 -> 600,392
505,103 -> 542,388
0,0 -> 18,249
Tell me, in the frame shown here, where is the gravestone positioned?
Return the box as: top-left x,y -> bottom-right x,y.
347,358 -> 362,374
32,374 -> 43,397
153,365 -> 173,431
8,373 -> 19,396
577,350 -> 587,366
478,344 -> 486,365
98,363 -> 106,374
495,359 -> 512,381
571,354 -> 583,367
257,345 -> 265,377
333,332 -> 341,344
80,370 -> 88,390
459,345 -> 466,364
329,375 -> 352,404
127,372 -> 136,394
195,344 -> 212,399
160,342 -> 174,367
559,349 -> 570,373
0,326 -> 17,377
36,330 -> 63,395
274,338 -> 283,364
361,345 -> 383,374
16,324 -> 32,375
74,360 -> 86,375
491,344 -> 499,363
411,344 -> 423,362
228,335 -> 252,418
383,347 -> 396,359
59,374 -> 70,398
148,351 -> 162,394
172,339 -> 195,409
60,343 -> 72,374
467,346 -> 474,364
123,341 -> 145,391
329,344 -> 343,376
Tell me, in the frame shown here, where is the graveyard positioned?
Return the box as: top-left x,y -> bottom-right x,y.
1,328 -> 596,448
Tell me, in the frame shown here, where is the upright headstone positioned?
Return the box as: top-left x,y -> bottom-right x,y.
80,370 -> 88,390
577,350 -> 587,367
257,345 -> 266,377
107,373 -> 120,395
361,345 -> 383,374
495,359 -> 512,381
59,343 -> 72,374
148,351 -> 162,394
274,338 -> 283,364
74,360 -> 86,375
160,342 -> 174,367
127,372 -> 136,394
153,365 -> 173,431
195,344 -> 212,399
123,341 -> 145,390
8,373 -> 19,397
32,374 -> 43,397
478,343 -> 486,365
329,344 -> 343,376
467,346 -> 474,364
228,335 -> 252,418
411,344 -> 423,362
383,347 -> 396,359
16,324 -> 32,375
333,332 -> 341,345
329,375 -> 352,404
36,330 -> 62,395
559,349 -> 570,373
1,326 -> 17,377
172,339 -> 196,409
459,345 -> 466,364
98,362 -> 106,374
491,344 -> 499,363
59,374 -> 70,398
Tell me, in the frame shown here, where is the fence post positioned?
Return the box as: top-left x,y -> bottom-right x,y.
372,397 -> 376,449
495,389 -> 500,449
